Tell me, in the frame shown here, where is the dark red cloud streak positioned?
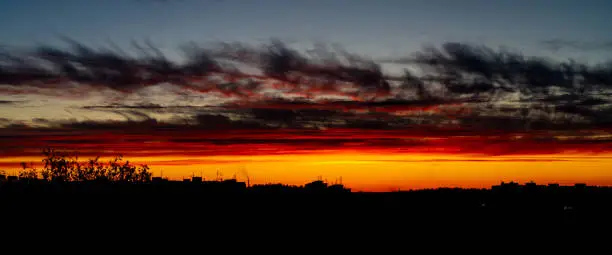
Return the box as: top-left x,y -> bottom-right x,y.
0,157 -> 572,170
2,127 -> 612,158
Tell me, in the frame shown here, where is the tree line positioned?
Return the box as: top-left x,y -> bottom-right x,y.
18,148 -> 152,182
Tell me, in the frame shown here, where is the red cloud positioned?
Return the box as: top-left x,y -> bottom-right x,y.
2,127 -> 612,159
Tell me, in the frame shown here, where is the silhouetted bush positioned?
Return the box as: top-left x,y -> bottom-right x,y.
20,148 -> 151,182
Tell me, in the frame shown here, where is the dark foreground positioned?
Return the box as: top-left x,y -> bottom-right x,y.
2,179 -> 612,233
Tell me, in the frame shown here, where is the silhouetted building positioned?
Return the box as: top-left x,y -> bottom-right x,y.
192,177 -> 203,183
305,180 -> 328,190
574,183 -> 587,188
222,179 -> 247,189
7,176 -> 18,182
524,181 -> 541,192
329,184 -> 350,193
492,181 -> 520,191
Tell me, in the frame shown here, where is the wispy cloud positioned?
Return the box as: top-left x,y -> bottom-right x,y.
1,123 -> 612,158
2,38 -> 612,157
0,100 -> 23,105
541,39 -> 612,52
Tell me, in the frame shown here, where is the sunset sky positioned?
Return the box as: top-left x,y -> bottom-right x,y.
1,0 -> 612,191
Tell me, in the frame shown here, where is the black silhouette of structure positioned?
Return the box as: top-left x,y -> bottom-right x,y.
2,150 -> 612,239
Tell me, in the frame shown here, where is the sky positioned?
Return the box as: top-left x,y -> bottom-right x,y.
1,0 -> 611,60
1,0 -> 612,191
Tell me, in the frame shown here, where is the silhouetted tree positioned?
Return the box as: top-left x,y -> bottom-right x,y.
19,162 -> 38,180
20,148 -> 152,183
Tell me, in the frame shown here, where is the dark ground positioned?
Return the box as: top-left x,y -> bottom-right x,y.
1,179 -> 610,251
2,180 -> 611,231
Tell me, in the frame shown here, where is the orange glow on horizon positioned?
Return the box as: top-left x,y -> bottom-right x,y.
3,152 -> 612,192
3,127 -> 612,191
